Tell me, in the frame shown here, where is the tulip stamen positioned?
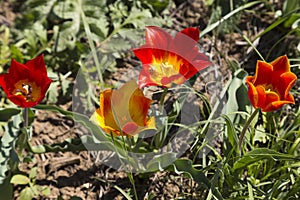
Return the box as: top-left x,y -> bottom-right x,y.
160,62 -> 176,76
264,84 -> 280,96
14,82 -> 35,102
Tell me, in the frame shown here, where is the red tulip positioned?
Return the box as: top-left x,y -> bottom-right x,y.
132,26 -> 211,88
245,55 -> 297,112
0,55 -> 52,108
90,80 -> 156,136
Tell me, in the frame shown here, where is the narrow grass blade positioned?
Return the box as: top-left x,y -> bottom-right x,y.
200,1 -> 262,37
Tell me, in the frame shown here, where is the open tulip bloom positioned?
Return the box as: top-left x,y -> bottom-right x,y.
90,80 -> 156,136
0,55 -> 52,108
132,26 -> 211,88
245,55 -> 297,112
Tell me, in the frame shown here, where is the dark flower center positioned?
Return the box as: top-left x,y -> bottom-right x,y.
13,80 -> 41,102
263,84 -> 280,97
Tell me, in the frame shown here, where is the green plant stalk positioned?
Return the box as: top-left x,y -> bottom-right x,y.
79,0 -> 104,90
191,72 -> 233,161
23,108 -> 28,128
252,7 -> 300,41
159,88 -> 168,113
200,1 -> 262,37
113,135 -> 138,200
238,108 -> 260,152
233,25 -> 265,62
127,172 -> 138,200
153,87 -> 172,148
93,177 -> 133,200
265,28 -> 297,60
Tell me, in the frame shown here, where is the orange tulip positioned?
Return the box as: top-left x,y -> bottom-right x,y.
90,80 -> 156,136
0,55 -> 52,108
245,55 -> 297,112
132,26 -> 211,88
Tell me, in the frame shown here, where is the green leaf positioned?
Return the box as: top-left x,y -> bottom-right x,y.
52,0 -> 81,52
123,7 -> 152,27
51,0 -> 110,51
19,186 -> 34,200
41,186 -> 51,196
29,167 -> 37,180
284,13 -> 300,28
233,148 -> 296,171
221,114 -> 239,155
30,184 -> 40,196
201,1 -> 262,37
253,125 -> 268,143
0,26 -> 11,68
253,15 -> 289,41
146,152 -> 177,172
10,174 -> 30,185
10,45 -> 24,63
46,71 -> 72,104
0,108 -> 21,122
283,0 -> 300,15
82,1 -> 108,42
32,105 -> 121,154
0,177 -> 13,200
222,69 -> 249,123
145,0 -> 169,13
0,115 -> 22,184
167,159 -> 223,200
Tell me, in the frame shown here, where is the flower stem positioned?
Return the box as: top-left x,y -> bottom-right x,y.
127,172 -> 138,200
159,88 -> 168,113
238,108 -> 260,152
23,108 -> 28,128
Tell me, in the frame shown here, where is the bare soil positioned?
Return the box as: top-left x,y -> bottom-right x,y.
2,0 -> 297,199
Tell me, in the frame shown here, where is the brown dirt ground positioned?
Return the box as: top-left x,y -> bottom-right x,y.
2,0 -> 298,199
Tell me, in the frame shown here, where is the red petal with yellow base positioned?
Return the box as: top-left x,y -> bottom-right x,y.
0,55 -> 52,108
133,26 -> 211,88
90,80 -> 156,136
245,55 -> 296,112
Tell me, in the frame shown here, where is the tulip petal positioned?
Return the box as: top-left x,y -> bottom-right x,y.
91,110 -> 120,136
25,54 -> 47,75
271,55 -> 290,73
245,55 -> 296,112
245,76 -> 259,108
145,26 -> 172,49
130,91 -> 152,126
122,122 -> 139,135
263,90 -> 280,112
171,28 -> 199,58
253,61 -> 273,85
133,26 -> 210,88
147,116 -> 156,129
9,59 -> 31,80
271,55 -> 292,84
124,116 -> 156,136
100,90 -> 120,132
91,80 -> 155,136
255,85 -> 267,109
161,74 -> 185,86
266,101 -> 287,112
276,72 -> 297,99
180,27 -> 200,42
0,74 -> 8,92
133,48 -> 165,65
190,59 -> 211,73
0,55 -> 52,107
138,68 -> 158,88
